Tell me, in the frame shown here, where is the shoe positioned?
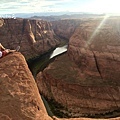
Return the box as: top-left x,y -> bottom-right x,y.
15,46 -> 20,52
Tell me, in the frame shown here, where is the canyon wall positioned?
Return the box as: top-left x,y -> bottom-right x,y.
68,16 -> 120,84
51,20 -> 81,41
0,18 -> 60,59
36,16 -> 120,118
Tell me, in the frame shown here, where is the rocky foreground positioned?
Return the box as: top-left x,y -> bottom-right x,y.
36,16 -> 120,118
0,52 -> 53,120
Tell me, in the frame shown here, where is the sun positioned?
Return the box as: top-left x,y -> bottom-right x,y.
88,0 -> 120,14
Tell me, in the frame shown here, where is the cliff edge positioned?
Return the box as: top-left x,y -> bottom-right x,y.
0,52 -> 52,120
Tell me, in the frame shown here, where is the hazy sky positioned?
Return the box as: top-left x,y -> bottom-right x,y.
0,0 -> 120,14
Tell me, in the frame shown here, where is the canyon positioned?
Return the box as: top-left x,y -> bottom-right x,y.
36,16 -> 120,118
0,16 -> 120,120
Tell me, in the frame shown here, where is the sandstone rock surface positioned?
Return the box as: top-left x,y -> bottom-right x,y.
0,52 -> 52,120
0,18 -> 60,59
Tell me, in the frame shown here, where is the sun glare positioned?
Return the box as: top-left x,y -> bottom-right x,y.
86,15 -> 109,48
92,0 -> 120,14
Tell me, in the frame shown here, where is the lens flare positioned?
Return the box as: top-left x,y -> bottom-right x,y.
86,14 -> 109,48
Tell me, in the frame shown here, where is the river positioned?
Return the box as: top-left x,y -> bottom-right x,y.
27,45 -> 67,78
50,45 -> 67,59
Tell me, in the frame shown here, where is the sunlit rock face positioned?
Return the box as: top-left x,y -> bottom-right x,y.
0,18 -> 60,59
68,16 -> 120,83
0,52 -> 53,120
36,16 -> 120,118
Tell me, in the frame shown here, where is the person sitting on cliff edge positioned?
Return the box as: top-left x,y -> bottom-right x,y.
0,43 -> 20,58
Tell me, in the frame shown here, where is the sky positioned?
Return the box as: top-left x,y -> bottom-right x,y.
0,0 -> 120,15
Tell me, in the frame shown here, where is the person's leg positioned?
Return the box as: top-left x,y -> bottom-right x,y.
0,43 -> 6,51
6,49 -> 16,53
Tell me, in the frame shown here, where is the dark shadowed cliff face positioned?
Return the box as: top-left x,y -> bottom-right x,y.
0,18 -> 60,59
51,20 -> 81,41
36,16 -> 120,118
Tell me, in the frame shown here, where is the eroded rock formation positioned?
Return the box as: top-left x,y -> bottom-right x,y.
36,16 -> 120,118
0,18 -> 60,59
0,52 -> 53,120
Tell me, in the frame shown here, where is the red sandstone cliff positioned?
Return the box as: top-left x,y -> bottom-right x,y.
68,16 -> 120,84
0,52 -> 52,120
36,16 -> 120,118
36,53 -> 120,118
0,18 -> 60,59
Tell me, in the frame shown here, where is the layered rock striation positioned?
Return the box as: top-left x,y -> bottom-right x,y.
68,16 -> 120,85
36,16 -> 120,118
0,18 -> 60,59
